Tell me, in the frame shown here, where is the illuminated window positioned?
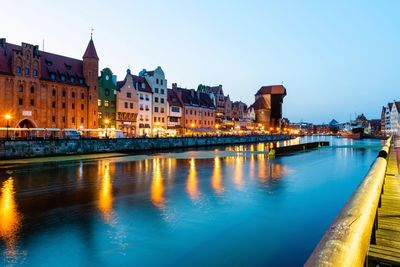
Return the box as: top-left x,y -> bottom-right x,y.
98,99 -> 102,106
104,100 -> 109,107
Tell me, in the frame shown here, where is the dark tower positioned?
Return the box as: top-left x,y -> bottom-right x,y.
83,37 -> 99,129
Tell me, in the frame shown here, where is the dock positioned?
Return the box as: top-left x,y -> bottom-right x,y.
273,141 -> 329,155
367,141 -> 400,265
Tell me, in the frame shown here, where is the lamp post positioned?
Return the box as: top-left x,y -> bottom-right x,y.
5,114 -> 11,140
215,124 -> 219,136
104,119 -> 109,139
191,123 -> 195,137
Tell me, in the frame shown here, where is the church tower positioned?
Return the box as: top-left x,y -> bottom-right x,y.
83,37 -> 99,129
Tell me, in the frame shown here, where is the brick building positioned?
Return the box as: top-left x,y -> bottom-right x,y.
0,37 -> 99,133
172,83 -> 216,134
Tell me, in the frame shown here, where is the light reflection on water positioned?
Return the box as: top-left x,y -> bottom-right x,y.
0,136 -> 383,266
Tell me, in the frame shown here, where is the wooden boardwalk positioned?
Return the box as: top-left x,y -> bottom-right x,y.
368,144 -> 400,265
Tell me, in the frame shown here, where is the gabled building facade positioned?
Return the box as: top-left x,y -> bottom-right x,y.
140,67 -> 167,134
166,88 -> 183,136
133,74 -> 153,136
116,70 -> 139,137
0,37 -> 99,134
98,68 -> 117,129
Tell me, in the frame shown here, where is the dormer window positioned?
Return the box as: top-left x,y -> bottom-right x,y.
79,79 -> 84,84
141,83 -> 145,89
65,63 -> 72,70
33,69 -> 38,76
156,78 -> 159,84
25,68 -> 29,75
70,77 -> 75,83
26,55 -> 29,60
50,73 -> 56,80
16,67 -> 21,73
60,75 -> 66,81
46,58 -> 53,66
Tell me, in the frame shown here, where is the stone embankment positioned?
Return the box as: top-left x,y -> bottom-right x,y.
0,135 -> 292,160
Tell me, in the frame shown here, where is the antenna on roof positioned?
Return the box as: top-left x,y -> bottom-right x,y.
90,27 -> 94,40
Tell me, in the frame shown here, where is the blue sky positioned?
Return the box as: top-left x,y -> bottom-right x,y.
1,0 -> 399,123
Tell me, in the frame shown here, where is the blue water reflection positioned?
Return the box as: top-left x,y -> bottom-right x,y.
0,137 -> 382,266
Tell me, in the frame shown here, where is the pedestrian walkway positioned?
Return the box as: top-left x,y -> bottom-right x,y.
367,139 -> 400,265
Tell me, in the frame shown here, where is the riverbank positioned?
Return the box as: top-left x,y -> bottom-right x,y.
0,135 -> 292,160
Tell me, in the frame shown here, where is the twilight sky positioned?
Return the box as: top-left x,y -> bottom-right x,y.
1,0 -> 399,123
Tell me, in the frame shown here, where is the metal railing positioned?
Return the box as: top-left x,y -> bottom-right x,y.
305,136 -> 392,267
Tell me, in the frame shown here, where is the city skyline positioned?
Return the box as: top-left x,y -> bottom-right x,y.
1,0 -> 399,123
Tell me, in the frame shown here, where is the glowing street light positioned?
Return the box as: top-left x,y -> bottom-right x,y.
5,114 -> 11,140
104,119 -> 109,139
156,122 -> 160,138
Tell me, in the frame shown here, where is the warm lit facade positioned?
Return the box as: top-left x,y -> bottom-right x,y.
166,89 -> 183,136
172,83 -> 216,134
116,70 -> 139,137
140,67 -> 168,134
133,75 -> 153,136
98,68 -> 117,129
232,101 -> 248,121
0,38 -> 99,133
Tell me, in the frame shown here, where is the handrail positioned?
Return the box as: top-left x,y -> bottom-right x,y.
305,136 -> 393,267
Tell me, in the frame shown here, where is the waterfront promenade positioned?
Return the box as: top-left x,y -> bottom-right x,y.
0,135 -> 291,160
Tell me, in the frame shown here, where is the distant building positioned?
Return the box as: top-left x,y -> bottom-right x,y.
166,89 -> 184,136
249,85 -> 286,131
98,68 -> 117,129
140,67 -> 168,134
0,37 -> 99,133
367,119 -> 381,135
172,83 -> 216,134
232,101 -> 248,121
198,84 -> 231,123
133,74 -> 153,136
116,70 -> 139,137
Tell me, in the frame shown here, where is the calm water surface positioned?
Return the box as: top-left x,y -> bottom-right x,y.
0,136 -> 383,266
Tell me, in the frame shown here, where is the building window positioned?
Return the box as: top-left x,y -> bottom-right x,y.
33,69 -> 38,76
31,86 -> 34,93
171,107 -> 179,112
72,92 -> 75,98
72,103 -> 75,109
98,112 -> 102,119
19,98 -> 23,105
155,88 -> 159,93
140,104 -> 143,110
112,113 -> 116,120
25,68 -> 29,75
52,116 -> 55,122
79,79 -> 84,84
141,83 -> 145,89
194,111 -> 196,115
26,55 -> 29,60
125,102 -> 128,108
154,107 -> 159,113
62,116 -> 65,123
155,97 -> 159,103
161,108 -> 164,113
145,95 -> 149,101
186,110 -> 188,114
160,89 -> 164,94
52,89 -> 56,96
81,93 -> 84,99
81,104 -> 84,110
160,98 -> 164,104
19,86 -> 23,92
50,73 -> 56,80
162,117 -> 164,122
30,99 -> 34,106
156,78 -> 159,84
126,92 -> 131,98
139,94 -> 143,99
130,103 -> 133,109
105,89 -> 110,96
70,77 -> 75,83
52,101 -> 55,108
89,72 -> 91,77
16,67 -> 21,73
81,117 -> 84,123
186,119 -> 188,124
104,100 -> 109,107
62,102 -> 65,108
61,75 -> 66,81
190,110 -> 192,115
145,105 -> 149,110
161,80 -> 163,85
98,99 -> 102,107
62,91 -> 66,97
72,117 -> 75,124
111,101 -> 115,107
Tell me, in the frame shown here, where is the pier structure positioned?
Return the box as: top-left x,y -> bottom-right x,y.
306,136 -> 400,266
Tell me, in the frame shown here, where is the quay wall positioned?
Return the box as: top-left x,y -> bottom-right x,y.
0,135 -> 292,160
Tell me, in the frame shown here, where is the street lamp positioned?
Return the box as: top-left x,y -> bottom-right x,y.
104,119 -> 109,139
191,123 -> 195,137
5,114 -> 11,140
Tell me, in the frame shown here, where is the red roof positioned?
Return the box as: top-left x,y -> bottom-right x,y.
83,39 -> 99,59
249,97 -> 268,110
256,85 -> 286,96
167,89 -> 183,107
117,81 -> 125,90
0,39 -> 90,86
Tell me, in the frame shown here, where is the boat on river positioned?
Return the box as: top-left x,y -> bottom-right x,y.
341,127 -> 364,140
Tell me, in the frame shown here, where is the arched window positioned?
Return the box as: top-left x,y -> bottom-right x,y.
72,92 -> 75,98
52,89 -> 56,96
81,93 -> 84,99
105,89 -> 110,96
19,85 -> 23,92
30,86 -> 34,93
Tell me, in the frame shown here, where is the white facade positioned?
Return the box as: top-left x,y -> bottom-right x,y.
390,103 -> 400,135
134,78 -> 153,136
140,67 -> 168,135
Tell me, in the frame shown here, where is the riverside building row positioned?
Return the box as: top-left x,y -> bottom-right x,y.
0,37 -> 287,138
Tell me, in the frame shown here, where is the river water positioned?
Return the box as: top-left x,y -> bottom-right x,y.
0,136 -> 383,266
